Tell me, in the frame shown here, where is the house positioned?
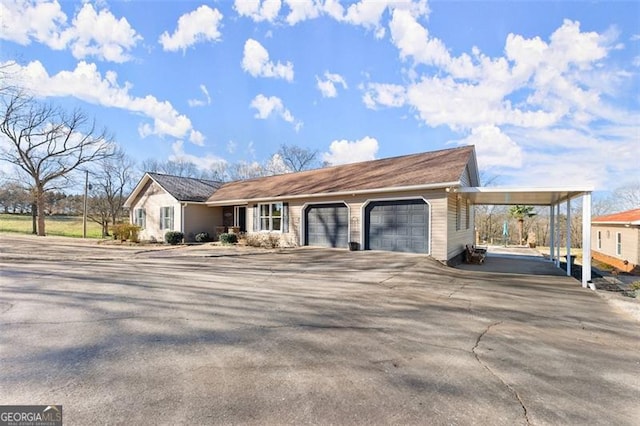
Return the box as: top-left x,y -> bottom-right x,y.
591,208 -> 640,273
125,146 -> 480,263
123,173 -> 222,242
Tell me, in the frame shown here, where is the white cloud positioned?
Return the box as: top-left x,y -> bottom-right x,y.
316,71 -> 347,98
363,83 -> 406,109
3,60 -> 202,143
250,94 -> 303,131
241,39 -> 294,81
0,1 -> 141,63
284,0 -> 321,25
159,5 -> 223,52
170,140 -> 226,171
343,1 -> 389,39
453,125 -> 523,169
322,136 -> 379,165
234,0 -> 282,22
0,0 -> 67,46
188,84 -> 212,107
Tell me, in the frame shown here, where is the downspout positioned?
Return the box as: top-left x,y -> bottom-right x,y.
181,203 -> 186,235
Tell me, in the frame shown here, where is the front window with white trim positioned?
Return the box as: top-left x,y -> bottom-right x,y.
160,206 -> 174,230
259,203 -> 282,232
616,232 -> 622,256
134,208 -> 146,229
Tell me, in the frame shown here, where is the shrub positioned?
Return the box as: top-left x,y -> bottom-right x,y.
112,223 -> 140,242
219,233 -> 238,245
165,231 -> 184,245
244,232 -> 280,248
195,232 -> 211,243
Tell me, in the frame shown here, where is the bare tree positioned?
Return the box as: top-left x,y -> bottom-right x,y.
88,149 -> 135,237
139,158 -> 200,178
613,180 -> 640,211
0,93 -> 114,236
277,144 -> 319,172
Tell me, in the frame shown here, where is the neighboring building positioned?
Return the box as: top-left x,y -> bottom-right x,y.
592,208 -> 640,273
124,146 -> 480,263
124,173 -> 221,242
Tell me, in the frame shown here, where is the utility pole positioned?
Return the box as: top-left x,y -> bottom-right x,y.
83,169 -> 88,238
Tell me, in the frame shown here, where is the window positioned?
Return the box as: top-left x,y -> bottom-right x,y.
160,206 -> 174,230
465,199 -> 470,230
259,203 -> 282,232
616,232 -> 622,256
597,231 -> 601,250
134,208 -> 146,229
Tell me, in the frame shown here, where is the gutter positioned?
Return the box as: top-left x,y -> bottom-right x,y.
206,181 -> 460,206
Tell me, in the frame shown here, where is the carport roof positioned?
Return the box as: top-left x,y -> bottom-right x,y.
457,186 -> 592,206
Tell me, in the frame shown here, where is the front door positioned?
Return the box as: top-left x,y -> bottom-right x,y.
234,206 -> 247,232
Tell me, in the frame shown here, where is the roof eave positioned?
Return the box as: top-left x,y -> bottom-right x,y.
592,220 -> 640,226
206,181 -> 460,206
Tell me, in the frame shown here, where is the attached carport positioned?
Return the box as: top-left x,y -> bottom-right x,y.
456,187 -> 594,289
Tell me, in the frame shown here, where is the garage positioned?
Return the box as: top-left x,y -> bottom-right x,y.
305,203 -> 349,248
365,199 -> 429,253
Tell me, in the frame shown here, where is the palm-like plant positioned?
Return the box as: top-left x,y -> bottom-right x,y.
509,205 -> 536,245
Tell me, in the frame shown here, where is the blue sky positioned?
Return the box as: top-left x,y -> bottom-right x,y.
1,0 -> 638,190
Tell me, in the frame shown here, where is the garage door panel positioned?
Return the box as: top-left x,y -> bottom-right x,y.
305,204 -> 348,248
366,199 -> 429,254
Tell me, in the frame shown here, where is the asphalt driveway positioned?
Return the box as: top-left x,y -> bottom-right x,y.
0,234 -> 638,425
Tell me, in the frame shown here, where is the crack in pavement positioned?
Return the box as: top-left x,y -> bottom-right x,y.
472,321 -> 531,426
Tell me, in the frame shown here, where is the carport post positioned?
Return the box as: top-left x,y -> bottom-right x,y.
566,198 -> 571,276
549,204 -> 555,262
556,204 -> 561,268
582,193 -> 592,288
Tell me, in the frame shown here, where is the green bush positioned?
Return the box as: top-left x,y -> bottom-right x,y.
165,231 -> 184,245
195,232 -> 211,243
219,233 -> 238,245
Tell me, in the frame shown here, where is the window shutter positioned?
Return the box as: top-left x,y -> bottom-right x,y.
253,205 -> 259,231
160,208 -> 164,230
282,202 -> 289,233
170,206 -> 175,230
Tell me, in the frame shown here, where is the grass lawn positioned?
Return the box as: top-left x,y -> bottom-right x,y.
0,214 -> 104,238
536,246 -> 583,258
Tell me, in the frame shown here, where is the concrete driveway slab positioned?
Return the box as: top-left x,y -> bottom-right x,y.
0,235 -> 638,425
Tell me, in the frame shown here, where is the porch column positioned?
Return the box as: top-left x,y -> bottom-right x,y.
549,204 -> 555,262
582,193 -> 593,288
566,198 -> 571,276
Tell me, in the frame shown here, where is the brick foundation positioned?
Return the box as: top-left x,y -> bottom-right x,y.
592,250 -> 639,274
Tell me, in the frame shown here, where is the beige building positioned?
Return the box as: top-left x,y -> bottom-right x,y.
126,146 -> 479,263
592,208 -> 640,273
124,173 -> 221,242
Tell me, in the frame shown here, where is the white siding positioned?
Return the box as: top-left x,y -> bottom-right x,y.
446,193 -> 475,260
245,189 -> 451,260
128,181 -> 182,242
591,224 -> 640,265
183,205 -> 221,242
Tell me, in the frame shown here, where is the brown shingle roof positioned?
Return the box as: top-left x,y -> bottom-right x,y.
148,173 -> 222,202
593,208 -> 640,224
208,146 -> 475,203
